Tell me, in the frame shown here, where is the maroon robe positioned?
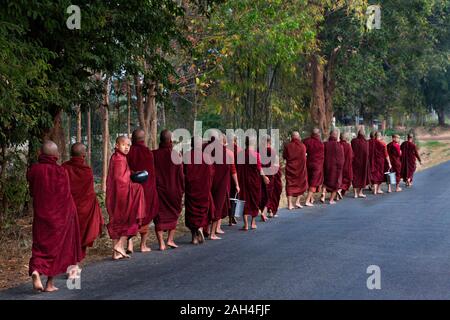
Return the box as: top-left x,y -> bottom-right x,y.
183,150 -> 215,230
62,157 -> 104,260
401,141 -> 421,182
236,148 -> 262,217
303,135 -> 324,191
205,141 -> 235,221
27,154 -> 82,277
282,138 -> 308,196
127,141 -> 159,231
370,139 -> 388,184
259,146 -> 275,211
152,142 -> 184,232
339,140 -> 353,191
106,150 -> 145,239
266,168 -> 282,215
323,137 -> 345,192
351,134 -> 370,188
387,141 -> 402,184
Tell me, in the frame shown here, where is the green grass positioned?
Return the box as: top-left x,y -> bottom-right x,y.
420,140 -> 446,148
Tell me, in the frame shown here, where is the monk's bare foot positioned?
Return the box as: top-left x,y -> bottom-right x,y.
358,194 -> 366,198
113,248 -> 130,260
167,241 -> 178,248
44,279 -> 58,293
140,245 -> 151,253
305,202 -> 314,207
31,271 -> 44,292
240,226 -> 249,231
377,190 -> 384,194
159,244 -> 167,251
396,187 -> 402,192
251,223 -> 257,230
329,200 -> 337,205
216,229 -> 225,234
288,206 -> 295,210
261,214 -> 268,222
354,194 -> 358,199
197,229 -> 205,244
295,203 -> 303,209
209,235 -> 222,240
320,196 -> 325,203
337,191 -> 343,200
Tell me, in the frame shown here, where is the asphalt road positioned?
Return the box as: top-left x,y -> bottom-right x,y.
1,161 -> 450,300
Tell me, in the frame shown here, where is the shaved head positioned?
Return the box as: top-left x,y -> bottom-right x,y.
312,128 -> 321,137
357,126 -> 366,136
340,132 -> 349,142
330,129 -> 339,139
291,131 -> 300,140
370,131 -> 376,139
160,129 -> 172,144
407,133 -> 414,140
71,142 -> 86,157
132,128 -> 145,143
41,140 -> 59,157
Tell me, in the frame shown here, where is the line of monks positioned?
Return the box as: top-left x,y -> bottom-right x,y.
26,126 -> 421,292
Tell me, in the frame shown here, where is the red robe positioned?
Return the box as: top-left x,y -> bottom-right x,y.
351,134 -> 370,188
152,142 -> 184,232
259,146 -> 275,210
339,140 -> 353,191
370,139 -> 388,184
127,141 -> 159,231
27,154 -> 82,277
401,141 -> 421,182
62,157 -> 104,260
106,150 -> 145,239
266,167 -> 282,215
207,143 -> 236,221
323,137 -> 345,192
183,150 -> 215,230
282,138 -> 308,196
303,135 -> 324,191
229,144 -> 242,209
387,141 -> 402,184
236,148 -> 262,217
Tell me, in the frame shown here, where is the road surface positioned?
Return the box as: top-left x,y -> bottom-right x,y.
1,161 -> 450,300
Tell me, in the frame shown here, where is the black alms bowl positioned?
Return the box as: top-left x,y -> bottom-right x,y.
131,170 -> 148,183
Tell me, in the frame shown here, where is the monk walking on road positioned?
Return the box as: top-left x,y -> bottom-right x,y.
303,128 -> 324,207
401,133 -> 422,187
62,143 -> 103,269
387,134 -> 402,192
126,129 -> 159,253
153,130 -> 185,250
106,136 -> 145,260
370,132 -> 391,195
282,131 -> 308,209
27,141 -> 82,292
351,128 -> 370,198
338,132 -> 353,198
321,130 -> 344,204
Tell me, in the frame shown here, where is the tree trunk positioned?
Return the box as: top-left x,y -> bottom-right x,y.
127,80 -> 132,137
145,80 -> 157,149
0,143 -> 6,230
76,105 -> 82,143
114,80 -> 121,134
43,110 -> 67,163
87,106 -> 92,166
437,108 -> 446,126
100,77 -> 111,193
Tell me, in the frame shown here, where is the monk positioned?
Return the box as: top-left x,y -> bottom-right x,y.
369,132 -> 391,194
259,135 -> 278,221
351,128 -> 370,198
320,130 -> 344,204
228,135 -> 242,226
401,133 -> 422,187
266,162 -> 282,218
27,140 -> 82,292
338,132 -> 353,198
236,136 -> 269,230
183,136 -> 215,244
282,131 -> 308,209
106,136 -> 145,260
303,128 -> 325,207
62,143 -> 103,267
204,132 -> 239,238
387,134 -> 402,192
153,129 -> 185,250
126,129 -> 159,253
